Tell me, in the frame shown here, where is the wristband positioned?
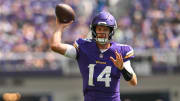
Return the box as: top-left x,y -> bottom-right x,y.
121,68 -> 133,81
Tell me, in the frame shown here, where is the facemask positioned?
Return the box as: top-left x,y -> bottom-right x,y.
96,33 -> 109,44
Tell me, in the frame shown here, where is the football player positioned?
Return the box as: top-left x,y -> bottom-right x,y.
51,11 -> 137,101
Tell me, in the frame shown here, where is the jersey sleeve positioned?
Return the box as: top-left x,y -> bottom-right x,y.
122,45 -> 134,62
73,40 -> 79,51
73,38 -> 86,51
73,39 -> 81,58
73,38 -> 91,59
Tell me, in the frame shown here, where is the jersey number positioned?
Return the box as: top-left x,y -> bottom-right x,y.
88,64 -> 111,87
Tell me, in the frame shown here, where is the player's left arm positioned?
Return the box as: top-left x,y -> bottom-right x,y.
110,51 -> 137,86
123,60 -> 137,86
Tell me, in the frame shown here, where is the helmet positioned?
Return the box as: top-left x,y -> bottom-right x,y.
90,11 -> 117,44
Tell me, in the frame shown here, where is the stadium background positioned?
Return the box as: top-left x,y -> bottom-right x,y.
0,0 -> 180,101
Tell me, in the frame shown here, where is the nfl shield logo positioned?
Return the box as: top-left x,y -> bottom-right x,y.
99,53 -> 103,58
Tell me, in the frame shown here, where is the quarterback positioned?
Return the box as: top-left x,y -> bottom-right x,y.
51,11 -> 137,101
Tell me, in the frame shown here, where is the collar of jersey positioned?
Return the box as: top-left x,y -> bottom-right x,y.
92,40 -> 115,54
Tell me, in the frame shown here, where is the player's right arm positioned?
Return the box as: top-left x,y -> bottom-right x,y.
50,19 -> 77,59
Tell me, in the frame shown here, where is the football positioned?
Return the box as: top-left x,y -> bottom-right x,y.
55,3 -> 75,23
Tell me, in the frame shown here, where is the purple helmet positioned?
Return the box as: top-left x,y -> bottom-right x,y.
91,11 -> 117,41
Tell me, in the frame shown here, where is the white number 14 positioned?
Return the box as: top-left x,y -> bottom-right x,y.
88,64 -> 111,87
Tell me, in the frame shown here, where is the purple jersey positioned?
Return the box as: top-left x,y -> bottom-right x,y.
74,38 -> 134,101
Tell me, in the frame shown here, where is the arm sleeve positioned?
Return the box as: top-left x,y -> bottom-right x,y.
123,60 -> 135,74
64,38 -> 81,59
69,38 -> 90,59
64,44 -> 77,59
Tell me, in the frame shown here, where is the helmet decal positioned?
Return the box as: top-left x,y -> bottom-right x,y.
98,22 -> 107,25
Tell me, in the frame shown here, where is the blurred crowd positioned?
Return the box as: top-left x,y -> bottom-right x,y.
0,0 -> 94,53
114,0 -> 180,50
0,0 -> 180,53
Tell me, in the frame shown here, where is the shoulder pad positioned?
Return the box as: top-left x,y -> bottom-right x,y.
115,44 -> 134,61
73,38 -> 92,50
